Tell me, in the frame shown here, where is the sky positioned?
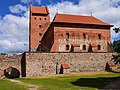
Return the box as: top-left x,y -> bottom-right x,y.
0,0 -> 120,54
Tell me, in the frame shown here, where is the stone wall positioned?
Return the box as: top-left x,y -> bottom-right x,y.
25,52 -> 115,77
0,55 -> 22,77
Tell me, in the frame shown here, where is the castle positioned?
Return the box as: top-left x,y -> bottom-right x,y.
29,4 -> 113,52
0,4 -> 116,78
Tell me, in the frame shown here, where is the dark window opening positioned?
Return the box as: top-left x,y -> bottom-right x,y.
83,33 -> 86,39
34,17 -> 36,20
98,34 -> 101,40
39,25 -> 42,28
39,33 -> 42,36
39,18 -> 41,20
44,18 -> 46,20
83,45 -> 86,50
66,44 -> 69,50
66,33 -> 69,41
98,45 -> 101,50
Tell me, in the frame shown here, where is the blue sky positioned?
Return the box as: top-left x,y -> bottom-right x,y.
0,0 -> 120,54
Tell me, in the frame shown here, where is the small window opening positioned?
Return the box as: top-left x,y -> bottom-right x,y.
34,17 -> 36,20
98,34 -> 101,40
39,33 -> 42,36
83,33 -> 86,39
66,45 -> 69,50
44,18 -> 46,20
83,45 -> 86,50
39,18 -> 41,20
98,45 -> 101,50
39,25 -> 42,28
66,33 -> 69,41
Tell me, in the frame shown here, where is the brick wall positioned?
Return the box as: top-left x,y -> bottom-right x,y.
25,52 -> 115,77
38,23 -> 111,52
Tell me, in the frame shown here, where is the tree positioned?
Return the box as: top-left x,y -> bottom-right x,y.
113,27 -> 120,33
111,27 -> 120,65
112,40 -> 120,52
0,53 -> 7,55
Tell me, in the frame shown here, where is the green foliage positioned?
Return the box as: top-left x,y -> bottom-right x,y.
0,79 -> 27,90
111,53 -> 120,64
0,53 -> 7,55
113,27 -> 120,33
112,40 -> 120,52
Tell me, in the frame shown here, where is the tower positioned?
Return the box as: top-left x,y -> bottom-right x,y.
29,4 -> 50,51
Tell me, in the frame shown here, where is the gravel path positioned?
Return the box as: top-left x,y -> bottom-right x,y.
8,79 -> 39,90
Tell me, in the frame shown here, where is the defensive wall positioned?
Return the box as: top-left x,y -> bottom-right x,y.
24,52 -> 115,77
0,54 -> 22,78
0,52 -> 117,77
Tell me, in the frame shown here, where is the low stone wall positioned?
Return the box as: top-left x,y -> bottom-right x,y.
25,52 -> 115,77
0,55 -> 22,77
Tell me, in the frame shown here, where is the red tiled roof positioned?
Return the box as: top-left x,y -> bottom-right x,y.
91,44 -> 97,47
61,64 -> 70,69
53,13 -> 113,26
72,44 -> 80,47
30,4 -> 49,14
107,61 -> 115,67
93,50 -> 99,52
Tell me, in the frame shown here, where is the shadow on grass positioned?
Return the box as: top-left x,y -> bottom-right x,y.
71,76 -> 120,89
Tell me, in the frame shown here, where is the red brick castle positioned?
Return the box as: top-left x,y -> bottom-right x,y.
29,4 -> 113,52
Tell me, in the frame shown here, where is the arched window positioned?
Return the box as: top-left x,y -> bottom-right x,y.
34,17 -> 36,20
98,34 -> 101,40
39,33 -> 42,36
83,45 -> 86,50
83,33 -> 86,39
39,25 -> 42,28
66,33 -> 69,41
44,18 -> 46,20
66,44 -> 69,50
39,18 -> 41,20
98,45 -> 101,50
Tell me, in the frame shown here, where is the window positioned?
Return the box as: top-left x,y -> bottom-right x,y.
44,18 -> 46,20
34,17 -> 36,20
66,44 -> 69,50
39,18 -> 41,20
83,33 -> 86,39
98,45 -> 101,50
66,33 -> 69,41
39,33 -> 42,36
98,34 -> 101,40
83,45 -> 86,50
39,25 -> 42,28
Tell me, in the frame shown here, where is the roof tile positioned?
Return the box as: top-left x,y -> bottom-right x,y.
30,4 -> 49,14
53,13 -> 113,26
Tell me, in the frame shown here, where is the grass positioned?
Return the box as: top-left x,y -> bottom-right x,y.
18,71 -> 120,90
0,71 -> 120,90
0,79 -> 27,90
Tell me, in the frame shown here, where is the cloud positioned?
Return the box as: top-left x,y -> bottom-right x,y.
9,4 -> 27,14
21,0 -> 31,4
48,0 -> 120,41
21,0 -> 41,4
35,0 -> 41,4
0,13 -> 29,53
1,0 -> 120,53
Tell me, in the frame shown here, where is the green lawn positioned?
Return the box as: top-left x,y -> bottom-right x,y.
0,71 -> 120,90
18,72 -> 120,90
0,79 -> 27,90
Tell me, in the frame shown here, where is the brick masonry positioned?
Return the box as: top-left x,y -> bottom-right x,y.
25,52 -> 115,77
